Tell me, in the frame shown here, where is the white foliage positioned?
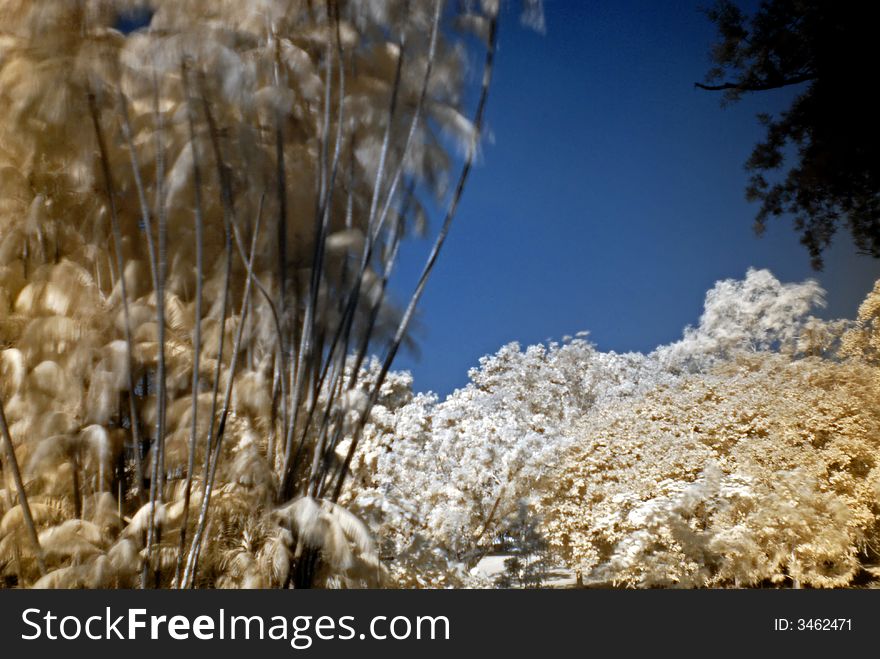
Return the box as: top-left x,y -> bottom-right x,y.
655,268 -> 825,371
344,270 -> 876,588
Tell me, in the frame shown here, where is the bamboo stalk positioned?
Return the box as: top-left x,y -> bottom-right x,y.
193,76 -> 236,502
278,5 -> 352,500
87,92 -> 145,508
297,0 -> 439,447
117,89 -> 167,589
0,397 -> 45,578
174,60 -> 206,588
332,11 -> 500,503
182,196 -> 264,588
297,0 -> 439,488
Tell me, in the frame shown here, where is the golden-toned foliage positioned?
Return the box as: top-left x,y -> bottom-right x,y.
540,352 -> 880,587
841,280 -> 880,365
0,0 -> 502,588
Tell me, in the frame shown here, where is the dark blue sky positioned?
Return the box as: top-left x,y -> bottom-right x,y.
389,0 -> 880,395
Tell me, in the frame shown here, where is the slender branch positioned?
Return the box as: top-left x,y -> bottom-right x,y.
373,0 -> 443,248
284,18 -> 415,496
226,203 -> 290,445
310,0 -> 439,406
694,73 -> 814,92
152,71 -> 169,505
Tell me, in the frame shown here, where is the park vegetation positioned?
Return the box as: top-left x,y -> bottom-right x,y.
0,1 -> 877,589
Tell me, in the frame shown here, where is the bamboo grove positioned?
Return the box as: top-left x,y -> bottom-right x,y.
0,0 -> 501,588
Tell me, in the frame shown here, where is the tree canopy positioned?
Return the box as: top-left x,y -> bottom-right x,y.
699,1 -> 879,269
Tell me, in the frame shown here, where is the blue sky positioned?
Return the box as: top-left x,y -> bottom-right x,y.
389,0 -> 880,395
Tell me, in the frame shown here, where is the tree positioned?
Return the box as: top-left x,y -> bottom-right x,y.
840,280 -> 880,366
537,277 -> 880,588
540,351 -> 880,588
653,267 -> 827,370
699,1 -> 880,269
343,268 -> 859,587
343,269 -> 878,588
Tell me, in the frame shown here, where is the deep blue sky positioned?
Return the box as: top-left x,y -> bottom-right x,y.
389,0 -> 880,396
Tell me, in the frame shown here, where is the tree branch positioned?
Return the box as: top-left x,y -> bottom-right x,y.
694,73 -> 814,93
